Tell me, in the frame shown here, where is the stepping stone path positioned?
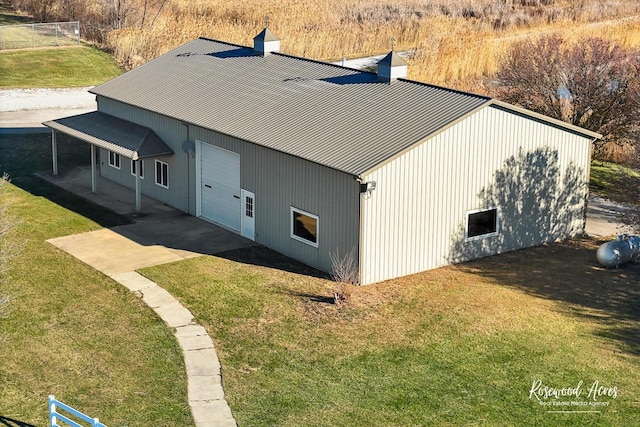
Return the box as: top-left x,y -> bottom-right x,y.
110,271 -> 237,427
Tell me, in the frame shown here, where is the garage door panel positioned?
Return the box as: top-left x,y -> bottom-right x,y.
200,143 -> 241,232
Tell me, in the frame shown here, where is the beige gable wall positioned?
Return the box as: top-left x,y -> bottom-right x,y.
359,105 -> 593,285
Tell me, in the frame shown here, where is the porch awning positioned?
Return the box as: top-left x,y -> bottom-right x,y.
43,111 -> 174,160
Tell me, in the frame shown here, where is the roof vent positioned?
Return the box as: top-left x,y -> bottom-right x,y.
377,51 -> 408,82
253,28 -> 280,56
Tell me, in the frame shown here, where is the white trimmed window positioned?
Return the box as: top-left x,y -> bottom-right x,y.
155,160 -> 168,188
131,159 -> 144,179
291,207 -> 318,247
108,151 -> 121,169
465,207 -> 499,241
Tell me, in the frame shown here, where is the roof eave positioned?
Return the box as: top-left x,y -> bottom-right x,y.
43,112 -> 175,160
43,120 -> 137,159
489,100 -> 603,140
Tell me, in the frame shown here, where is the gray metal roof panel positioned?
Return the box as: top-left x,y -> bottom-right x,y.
43,111 -> 174,160
91,38 -> 492,175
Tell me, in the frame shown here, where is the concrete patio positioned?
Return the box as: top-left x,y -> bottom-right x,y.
40,165 -> 255,262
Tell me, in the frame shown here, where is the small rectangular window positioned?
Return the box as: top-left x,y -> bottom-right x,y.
155,160 -> 168,188
131,159 -> 144,179
466,207 -> 499,241
291,207 -> 318,247
108,151 -> 120,169
245,195 -> 254,218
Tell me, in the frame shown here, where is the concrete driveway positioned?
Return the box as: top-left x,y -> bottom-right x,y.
585,195 -> 639,238
43,167 -> 255,275
48,215 -> 254,275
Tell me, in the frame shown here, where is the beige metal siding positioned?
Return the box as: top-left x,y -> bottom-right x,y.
360,105 -> 592,285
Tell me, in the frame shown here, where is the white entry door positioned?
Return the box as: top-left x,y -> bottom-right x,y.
241,189 -> 255,241
200,143 -> 241,232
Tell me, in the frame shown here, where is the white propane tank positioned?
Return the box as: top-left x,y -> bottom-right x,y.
596,234 -> 640,268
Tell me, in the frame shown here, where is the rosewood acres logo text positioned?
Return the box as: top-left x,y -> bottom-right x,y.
529,379 -> 618,411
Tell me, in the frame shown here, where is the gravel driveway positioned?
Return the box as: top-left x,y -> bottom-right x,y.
0,87 -> 96,129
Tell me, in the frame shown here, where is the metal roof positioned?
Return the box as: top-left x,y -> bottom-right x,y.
43,111 -> 174,160
89,37 -> 596,176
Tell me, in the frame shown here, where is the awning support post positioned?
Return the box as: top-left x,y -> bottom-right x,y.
51,130 -> 58,175
90,144 -> 97,193
135,160 -> 141,212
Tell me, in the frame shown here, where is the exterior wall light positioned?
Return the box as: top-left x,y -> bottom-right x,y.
360,181 -> 376,193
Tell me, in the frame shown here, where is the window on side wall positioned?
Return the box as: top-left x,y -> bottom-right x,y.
155,160 -> 168,188
291,207 -> 318,247
108,151 -> 121,169
131,159 -> 144,179
466,207 -> 499,241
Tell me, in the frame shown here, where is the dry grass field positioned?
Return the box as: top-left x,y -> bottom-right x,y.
106,0 -> 640,90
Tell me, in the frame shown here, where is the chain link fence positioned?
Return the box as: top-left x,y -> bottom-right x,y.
0,21 -> 80,50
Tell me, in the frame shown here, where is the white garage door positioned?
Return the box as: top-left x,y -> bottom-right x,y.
200,143 -> 241,232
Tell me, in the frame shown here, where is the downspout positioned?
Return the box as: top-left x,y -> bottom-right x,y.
183,123 -> 191,214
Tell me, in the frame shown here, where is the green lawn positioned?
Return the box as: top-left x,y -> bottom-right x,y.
0,45 -> 121,88
0,133 -> 194,426
140,240 -> 640,426
590,161 -> 640,205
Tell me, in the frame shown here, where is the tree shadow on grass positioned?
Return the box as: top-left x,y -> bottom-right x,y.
217,245 -> 329,280
454,239 -> 640,355
0,132 -> 130,228
0,415 -> 37,427
447,146 -> 640,355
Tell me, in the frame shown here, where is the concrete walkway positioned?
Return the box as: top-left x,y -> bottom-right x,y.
48,227 -> 242,426
49,224 -> 243,426
44,171 -> 253,426
110,272 -> 236,427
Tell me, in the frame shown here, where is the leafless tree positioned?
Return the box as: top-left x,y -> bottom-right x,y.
140,0 -> 168,29
14,0 -> 57,21
494,35 -> 640,159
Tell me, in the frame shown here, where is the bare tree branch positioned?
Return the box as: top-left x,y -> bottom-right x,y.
493,36 -> 640,159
